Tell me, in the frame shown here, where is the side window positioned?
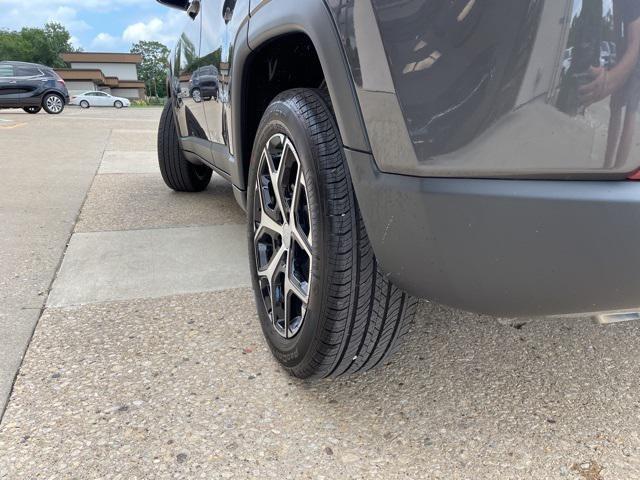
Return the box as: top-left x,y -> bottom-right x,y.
0,65 -> 15,78
14,65 -> 42,77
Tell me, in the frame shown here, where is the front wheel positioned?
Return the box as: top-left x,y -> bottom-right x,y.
114,100 -> 123,109
23,106 -> 41,114
42,93 -> 64,114
247,89 -> 417,379
80,100 -> 90,109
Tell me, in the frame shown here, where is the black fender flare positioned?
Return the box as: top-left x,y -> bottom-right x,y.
230,0 -> 370,191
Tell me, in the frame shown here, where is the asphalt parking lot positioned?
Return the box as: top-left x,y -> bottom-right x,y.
1,107 -> 640,479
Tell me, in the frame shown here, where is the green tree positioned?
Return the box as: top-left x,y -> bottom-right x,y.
131,40 -> 171,98
0,22 -> 79,67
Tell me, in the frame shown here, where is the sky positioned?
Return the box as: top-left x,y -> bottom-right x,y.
0,0 -> 188,52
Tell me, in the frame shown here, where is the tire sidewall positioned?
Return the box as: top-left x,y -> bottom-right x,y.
247,95 -> 330,372
42,93 -> 64,114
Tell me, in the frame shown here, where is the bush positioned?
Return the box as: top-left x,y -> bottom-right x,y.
131,97 -> 167,107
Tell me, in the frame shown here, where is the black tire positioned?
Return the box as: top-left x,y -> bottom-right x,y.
157,101 -> 212,192
23,106 -> 41,114
80,100 -> 90,109
247,88 -> 417,379
114,100 -> 123,109
42,93 -> 64,114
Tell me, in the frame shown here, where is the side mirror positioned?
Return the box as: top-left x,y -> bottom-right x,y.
156,0 -> 190,10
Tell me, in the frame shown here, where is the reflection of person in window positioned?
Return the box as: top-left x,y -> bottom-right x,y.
580,0 -> 640,167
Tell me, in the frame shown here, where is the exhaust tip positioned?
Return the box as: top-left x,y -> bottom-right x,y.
594,311 -> 640,325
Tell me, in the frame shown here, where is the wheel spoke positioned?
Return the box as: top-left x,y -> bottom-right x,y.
286,275 -> 308,304
282,287 -> 291,338
290,160 -> 312,255
259,243 -> 286,281
292,227 -> 312,259
263,147 -> 287,222
254,211 -> 282,241
255,150 -> 284,230
268,278 -> 279,330
288,159 -> 301,227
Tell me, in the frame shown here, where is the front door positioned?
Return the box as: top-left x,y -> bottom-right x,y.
94,92 -> 111,106
172,4 -> 209,142
200,0 -> 250,168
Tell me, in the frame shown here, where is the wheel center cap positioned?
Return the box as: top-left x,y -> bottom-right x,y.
282,223 -> 292,247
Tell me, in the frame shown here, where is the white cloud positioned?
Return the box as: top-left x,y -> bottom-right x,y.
69,35 -> 82,49
123,18 -> 164,43
90,32 -> 120,50
122,11 -> 183,47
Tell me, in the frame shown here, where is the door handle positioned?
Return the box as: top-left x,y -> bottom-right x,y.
188,0 -> 200,19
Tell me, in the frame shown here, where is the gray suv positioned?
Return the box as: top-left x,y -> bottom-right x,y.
157,0 -> 640,378
0,61 -> 69,114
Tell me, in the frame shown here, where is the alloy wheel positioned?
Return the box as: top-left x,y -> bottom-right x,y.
46,95 -> 63,113
253,133 -> 312,339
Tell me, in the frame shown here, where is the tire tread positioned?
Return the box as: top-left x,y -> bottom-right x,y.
261,89 -> 416,378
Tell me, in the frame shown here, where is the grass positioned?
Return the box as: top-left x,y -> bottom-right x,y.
131,98 -> 167,108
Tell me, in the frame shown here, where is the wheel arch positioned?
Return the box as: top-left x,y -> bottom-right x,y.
232,0 -> 370,196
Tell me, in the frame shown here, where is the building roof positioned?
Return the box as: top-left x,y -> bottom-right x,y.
54,69 -> 145,90
55,68 -> 107,83
117,80 -> 146,89
61,52 -> 143,64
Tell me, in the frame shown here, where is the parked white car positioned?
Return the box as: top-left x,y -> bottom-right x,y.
70,91 -> 131,109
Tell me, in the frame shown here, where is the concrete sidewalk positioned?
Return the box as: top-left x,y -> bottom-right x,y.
0,108 -> 118,415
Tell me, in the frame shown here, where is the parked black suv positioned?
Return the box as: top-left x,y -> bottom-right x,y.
189,65 -> 220,102
157,0 -> 640,378
0,61 -> 69,114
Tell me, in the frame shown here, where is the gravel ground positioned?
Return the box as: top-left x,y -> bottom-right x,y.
1,293 -> 640,479
75,173 -> 245,233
